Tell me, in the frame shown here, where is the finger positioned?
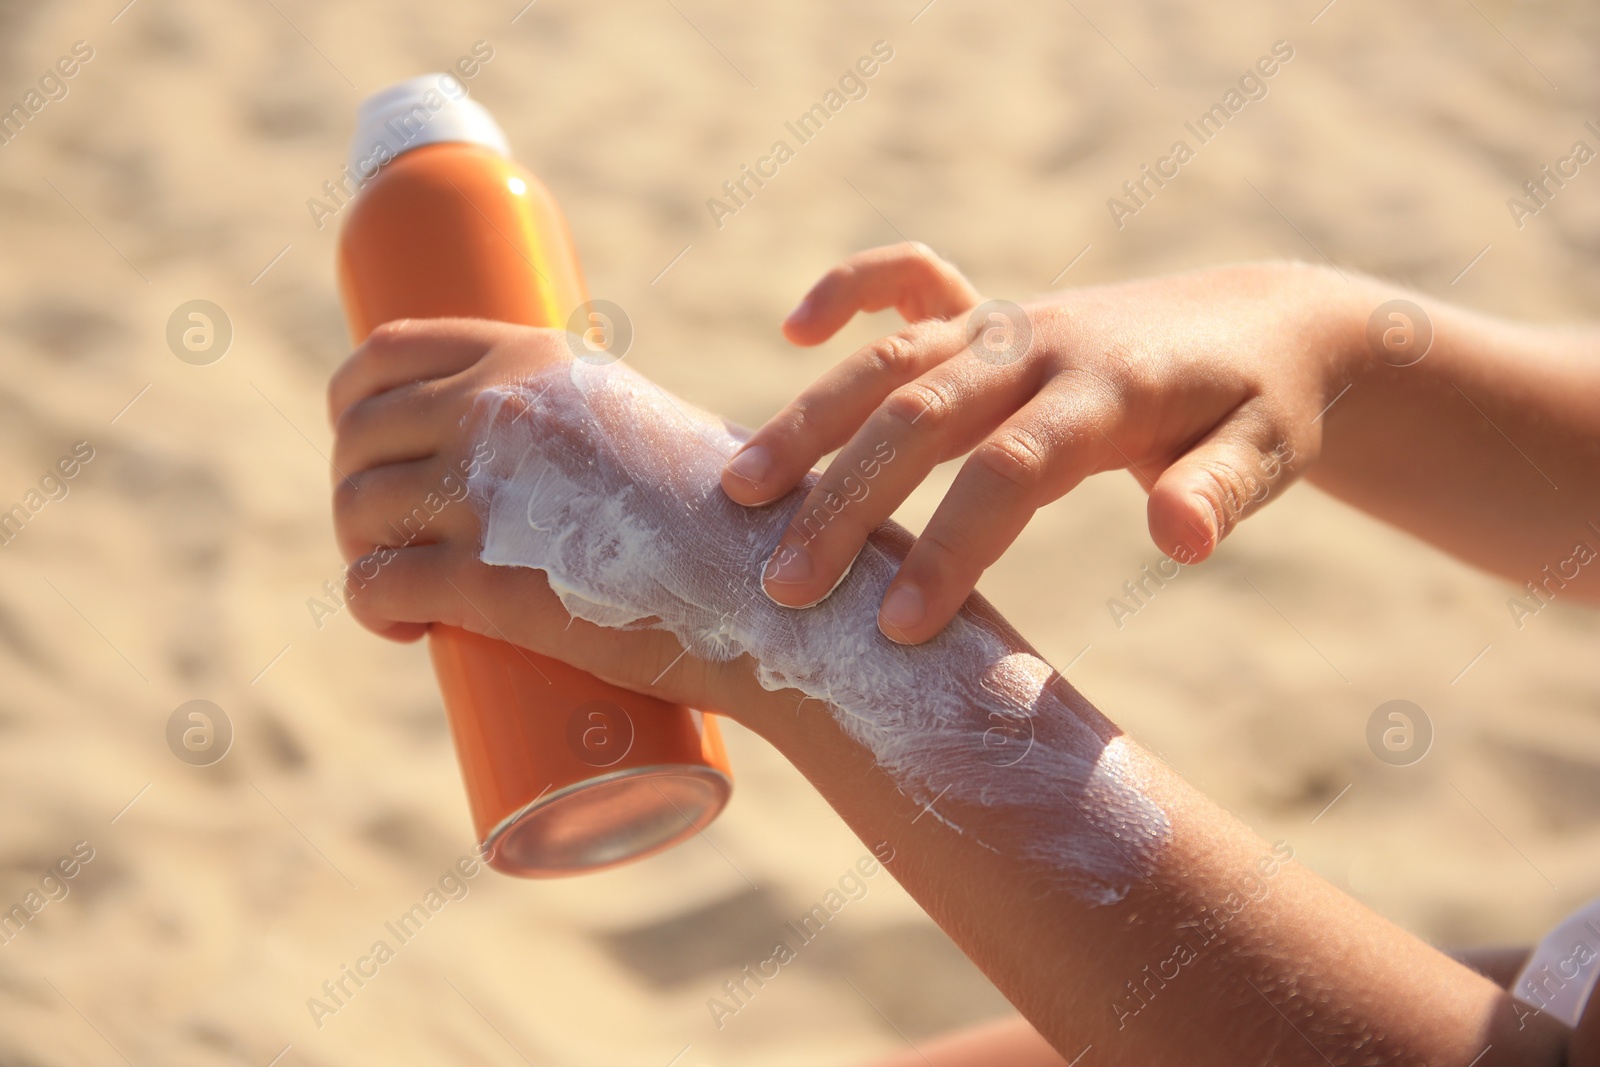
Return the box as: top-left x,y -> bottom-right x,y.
333,457 -> 474,563
372,621 -> 430,643
332,377 -> 457,477
723,317 -> 969,506
877,380 -> 1128,644
328,317 -> 510,425
348,543 -> 560,649
1146,406 -> 1305,564
783,242 -> 981,346
344,543 -> 456,642
762,355 -> 1048,609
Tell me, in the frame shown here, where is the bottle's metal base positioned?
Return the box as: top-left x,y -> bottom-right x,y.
482,764 -> 734,877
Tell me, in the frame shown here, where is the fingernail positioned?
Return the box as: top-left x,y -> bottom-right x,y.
879,583 -> 925,636
726,445 -> 773,488
763,540 -> 814,587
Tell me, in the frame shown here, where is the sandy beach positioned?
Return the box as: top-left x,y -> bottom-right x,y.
1,0 -> 1598,1063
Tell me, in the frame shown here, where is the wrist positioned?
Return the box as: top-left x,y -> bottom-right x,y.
701,658 -> 802,741
1272,260 -> 1380,393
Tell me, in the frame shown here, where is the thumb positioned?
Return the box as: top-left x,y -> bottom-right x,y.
1146,418 -> 1303,564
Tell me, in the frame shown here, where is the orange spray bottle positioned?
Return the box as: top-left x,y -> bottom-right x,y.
335,75 -> 732,876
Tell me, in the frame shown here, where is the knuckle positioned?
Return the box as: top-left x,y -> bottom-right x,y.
860,331 -> 922,378
902,242 -> 944,276
332,396 -> 367,445
525,325 -> 568,360
327,363 -> 355,416
1193,459 -> 1264,532
332,473 -> 363,519
881,378 -> 954,431
365,319 -> 413,351
1089,341 -> 1145,398
344,552 -> 386,601
819,262 -> 858,294
771,398 -> 819,444
973,426 -> 1050,490
1255,434 -> 1302,481
1032,303 -> 1076,333
916,524 -> 963,564
912,524 -> 983,587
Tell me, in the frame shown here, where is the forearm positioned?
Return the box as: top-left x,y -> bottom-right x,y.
717,589 -> 1569,1066
376,337 -> 1577,1063
1311,277 -> 1600,600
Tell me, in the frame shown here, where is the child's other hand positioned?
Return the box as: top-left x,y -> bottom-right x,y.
326,319 -> 749,714
722,245 -> 1364,644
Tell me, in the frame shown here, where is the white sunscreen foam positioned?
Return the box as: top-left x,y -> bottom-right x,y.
469,360 -> 1169,904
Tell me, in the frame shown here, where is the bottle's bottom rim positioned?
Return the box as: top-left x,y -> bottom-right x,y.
481,763 -> 734,877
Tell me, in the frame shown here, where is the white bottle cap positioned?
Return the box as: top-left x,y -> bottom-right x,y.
346,73 -> 511,180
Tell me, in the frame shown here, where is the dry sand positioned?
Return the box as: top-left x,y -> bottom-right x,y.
0,0 -> 1598,1063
